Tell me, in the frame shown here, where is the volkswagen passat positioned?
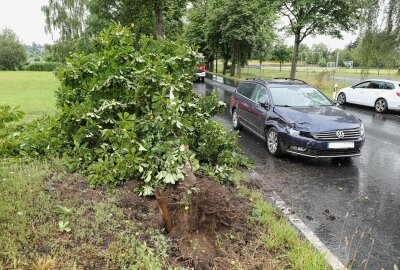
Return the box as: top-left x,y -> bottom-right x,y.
230,78 -> 365,158
337,79 -> 400,113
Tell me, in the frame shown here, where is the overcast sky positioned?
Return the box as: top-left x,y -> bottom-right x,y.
0,0 -> 57,44
0,0 -> 356,49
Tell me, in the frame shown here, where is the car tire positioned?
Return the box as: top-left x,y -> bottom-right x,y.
375,98 -> 388,113
232,109 -> 242,130
201,77 -> 205,82
266,127 -> 282,157
337,92 -> 346,105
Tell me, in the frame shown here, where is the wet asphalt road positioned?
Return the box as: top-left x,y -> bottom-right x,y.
194,77 -> 400,269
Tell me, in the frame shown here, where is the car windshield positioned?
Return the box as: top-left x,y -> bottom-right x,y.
269,86 -> 332,107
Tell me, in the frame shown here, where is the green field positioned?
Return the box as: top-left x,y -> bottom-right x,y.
0,71 -> 58,120
211,62 -> 399,98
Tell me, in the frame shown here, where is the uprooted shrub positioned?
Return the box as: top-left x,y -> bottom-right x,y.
0,24 -> 251,195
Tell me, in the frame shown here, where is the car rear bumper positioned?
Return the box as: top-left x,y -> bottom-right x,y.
197,72 -> 206,78
281,133 -> 365,158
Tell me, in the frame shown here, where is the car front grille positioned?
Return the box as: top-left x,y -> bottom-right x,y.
307,148 -> 361,156
313,128 -> 361,141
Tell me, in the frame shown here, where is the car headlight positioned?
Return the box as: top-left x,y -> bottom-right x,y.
360,122 -> 364,136
287,127 -> 300,136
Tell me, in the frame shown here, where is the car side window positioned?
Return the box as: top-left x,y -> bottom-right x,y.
384,83 -> 395,90
354,81 -> 371,88
369,81 -> 385,89
237,83 -> 255,99
251,85 -> 268,103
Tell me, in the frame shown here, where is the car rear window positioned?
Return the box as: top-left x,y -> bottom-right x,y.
237,83 -> 255,99
269,87 -> 332,107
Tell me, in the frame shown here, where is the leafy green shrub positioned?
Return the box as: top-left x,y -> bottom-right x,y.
24,62 -> 59,71
0,116 -> 62,157
318,58 -> 327,67
1,24 -> 250,194
0,105 -> 24,129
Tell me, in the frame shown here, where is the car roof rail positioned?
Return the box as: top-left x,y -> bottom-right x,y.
245,78 -> 268,84
272,77 -> 308,84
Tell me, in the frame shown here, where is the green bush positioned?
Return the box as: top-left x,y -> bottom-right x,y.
1,24 -> 250,194
24,62 -> 59,71
318,58 -> 327,67
0,105 -> 24,129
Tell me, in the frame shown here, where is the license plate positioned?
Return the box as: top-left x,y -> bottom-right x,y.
328,142 -> 355,149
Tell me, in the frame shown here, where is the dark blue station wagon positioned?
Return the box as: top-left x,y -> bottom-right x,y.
230,78 -> 366,158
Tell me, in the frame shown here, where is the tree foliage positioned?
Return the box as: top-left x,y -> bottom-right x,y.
275,0 -> 361,78
252,27 -> 275,66
42,0 -> 189,61
271,42 -> 292,71
0,25 -> 250,195
204,0 -> 276,77
42,0 -> 88,41
354,0 -> 400,73
0,28 -> 27,70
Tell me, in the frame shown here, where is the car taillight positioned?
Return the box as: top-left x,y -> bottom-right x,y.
397,92 -> 400,97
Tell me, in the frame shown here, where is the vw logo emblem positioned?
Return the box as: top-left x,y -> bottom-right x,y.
336,130 -> 345,139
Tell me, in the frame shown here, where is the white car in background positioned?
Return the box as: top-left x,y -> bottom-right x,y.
337,79 -> 400,113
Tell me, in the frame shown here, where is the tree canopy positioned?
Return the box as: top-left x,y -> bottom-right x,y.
0,28 -> 27,70
276,0 -> 361,78
42,0 -> 189,61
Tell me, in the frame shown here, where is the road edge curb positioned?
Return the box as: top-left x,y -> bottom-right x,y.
270,191 -> 347,270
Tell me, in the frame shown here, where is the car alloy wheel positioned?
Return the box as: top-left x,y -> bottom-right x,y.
337,93 -> 346,105
232,109 -> 242,130
375,98 -> 388,113
266,127 -> 281,156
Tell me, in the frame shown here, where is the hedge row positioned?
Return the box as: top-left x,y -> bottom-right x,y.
23,62 -> 59,71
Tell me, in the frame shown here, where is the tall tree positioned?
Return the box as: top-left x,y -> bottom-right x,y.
271,42 -> 292,71
42,0 -> 88,41
0,28 -> 27,70
86,0 -> 187,39
354,0 -> 400,76
186,0 -> 215,70
207,0 -> 275,77
276,0 -> 361,79
252,26 -> 275,67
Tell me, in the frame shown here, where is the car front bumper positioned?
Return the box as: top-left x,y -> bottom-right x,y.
280,133 -> 366,158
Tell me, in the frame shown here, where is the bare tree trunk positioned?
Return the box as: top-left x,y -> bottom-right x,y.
223,59 -> 228,75
230,43 -> 237,77
155,188 -> 173,233
208,54 -> 214,72
237,46 -> 242,78
155,1 -> 164,39
290,32 -> 301,79
230,57 -> 236,76
216,52 -> 218,73
280,61 -> 282,72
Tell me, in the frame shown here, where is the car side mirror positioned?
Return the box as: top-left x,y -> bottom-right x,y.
332,100 -> 339,106
351,85 -> 355,89
259,101 -> 269,109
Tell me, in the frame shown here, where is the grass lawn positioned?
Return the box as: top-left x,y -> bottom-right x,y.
0,71 -> 58,121
212,61 -> 400,98
0,158 -> 330,269
210,65 -> 352,98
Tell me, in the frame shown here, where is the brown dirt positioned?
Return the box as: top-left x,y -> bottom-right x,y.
46,171 -> 274,269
